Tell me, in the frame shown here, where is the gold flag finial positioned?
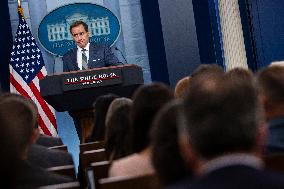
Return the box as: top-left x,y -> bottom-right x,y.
17,0 -> 24,18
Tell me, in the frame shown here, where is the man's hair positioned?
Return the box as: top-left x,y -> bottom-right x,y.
69,20 -> 89,33
0,93 -> 38,158
191,64 -> 224,78
257,65 -> 284,105
183,69 -> 261,160
174,76 -> 191,99
131,83 -> 174,152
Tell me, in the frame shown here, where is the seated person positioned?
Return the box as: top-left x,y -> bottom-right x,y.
257,65 -> 284,153
87,94 -> 119,142
104,97 -> 133,161
174,68 -> 284,189
0,93 -> 73,188
109,83 -> 174,177
150,100 -> 193,187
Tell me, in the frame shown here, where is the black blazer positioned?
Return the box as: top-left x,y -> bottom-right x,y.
27,144 -> 73,168
167,165 -> 284,189
16,160 -> 73,188
62,43 -> 120,72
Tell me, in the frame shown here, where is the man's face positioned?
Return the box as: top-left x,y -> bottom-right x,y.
71,24 -> 90,48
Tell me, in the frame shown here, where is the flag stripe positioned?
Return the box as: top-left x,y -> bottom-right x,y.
29,74 -> 57,126
10,66 -> 58,136
10,72 -> 53,136
10,72 -> 29,97
32,72 -> 57,120
38,115 -> 52,136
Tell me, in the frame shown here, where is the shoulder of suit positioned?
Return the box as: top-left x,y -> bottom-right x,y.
63,48 -> 76,58
90,43 -> 109,49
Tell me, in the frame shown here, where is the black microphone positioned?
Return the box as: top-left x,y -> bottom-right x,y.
53,54 -> 60,74
115,47 -> 127,64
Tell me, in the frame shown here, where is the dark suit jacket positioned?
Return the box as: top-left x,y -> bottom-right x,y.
16,160 -> 73,189
62,43 -> 120,72
36,134 -> 63,147
267,117 -> 284,153
167,165 -> 284,189
27,144 -> 73,168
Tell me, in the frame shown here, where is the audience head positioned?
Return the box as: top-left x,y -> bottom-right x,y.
174,76 -> 191,99
0,93 -> 39,187
151,100 -> 192,186
257,65 -> 284,120
191,64 -> 224,78
105,98 -> 133,161
131,83 -> 174,153
0,93 -> 39,160
89,94 -> 119,141
182,68 -> 263,161
105,97 -> 133,127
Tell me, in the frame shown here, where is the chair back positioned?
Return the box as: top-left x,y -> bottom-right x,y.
81,149 -> 107,172
264,153 -> 284,172
80,141 -> 105,154
38,181 -> 80,189
99,174 -> 160,189
48,145 -> 68,152
47,165 -> 76,180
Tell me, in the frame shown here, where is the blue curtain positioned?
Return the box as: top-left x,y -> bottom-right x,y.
0,1 -> 13,91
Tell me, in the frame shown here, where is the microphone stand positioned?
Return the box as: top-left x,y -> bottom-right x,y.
115,47 -> 127,64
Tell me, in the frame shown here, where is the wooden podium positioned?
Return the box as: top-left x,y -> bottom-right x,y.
40,64 -> 144,142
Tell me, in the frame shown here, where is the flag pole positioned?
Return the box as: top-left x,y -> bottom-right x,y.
17,0 -> 24,18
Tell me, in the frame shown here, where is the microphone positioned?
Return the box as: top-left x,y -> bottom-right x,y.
53,54 -> 60,74
114,47 -> 127,64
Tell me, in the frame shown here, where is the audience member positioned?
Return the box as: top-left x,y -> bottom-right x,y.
109,83 -> 174,177
172,69 -> 284,189
151,100 -> 192,186
190,64 -> 224,78
174,76 -> 191,99
87,94 -> 119,142
257,65 -> 284,153
105,97 -> 133,161
0,93 -> 72,188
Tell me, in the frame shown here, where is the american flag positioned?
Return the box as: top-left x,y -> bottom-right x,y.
9,6 -> 57,136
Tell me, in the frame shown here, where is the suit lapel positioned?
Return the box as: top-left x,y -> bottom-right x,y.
88,44 -> 95,65
72,48 -> 79,71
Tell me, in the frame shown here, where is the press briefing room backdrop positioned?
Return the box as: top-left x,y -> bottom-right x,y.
1,0 -> 284,166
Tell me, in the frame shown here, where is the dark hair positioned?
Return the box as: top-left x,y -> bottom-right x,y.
88,94 -> 119,141
105,104 -> 133,161
0,93 -> 38,156
70,20 -> 89,33
151,100 -> 191,186
183,70 -> 260,159
0,93 -> 38,187
131,83 -> 174,152
257,65 -> 284,104
174,76 -> 191,99
191,64 -> 224,78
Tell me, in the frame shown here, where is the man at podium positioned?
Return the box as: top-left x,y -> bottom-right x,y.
62,20 -> 121,140
62,20 -> 120,72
